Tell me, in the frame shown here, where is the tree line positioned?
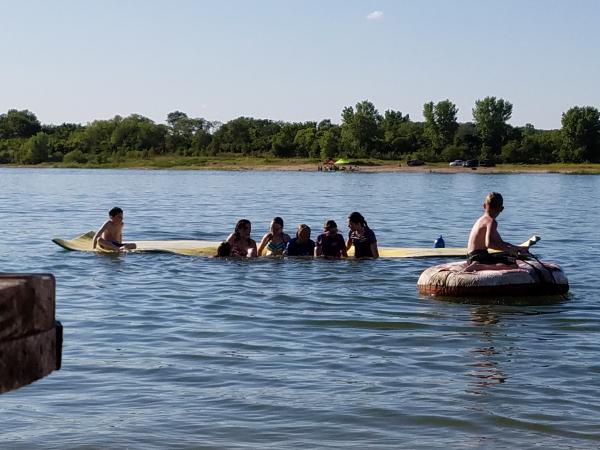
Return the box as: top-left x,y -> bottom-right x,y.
1,97 -> 599,165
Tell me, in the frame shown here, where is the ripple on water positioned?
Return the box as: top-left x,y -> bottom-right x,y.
1,170 -> 600,448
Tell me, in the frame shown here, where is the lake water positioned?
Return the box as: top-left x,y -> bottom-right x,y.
1,168 -> 599,449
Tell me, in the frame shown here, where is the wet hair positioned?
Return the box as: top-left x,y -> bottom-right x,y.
348,211 -> 368,228
485,192 -> 504,210
216,241 -> 231,257
272,217 -> 284,229
109,207 -> 123,217
234,219 -> 252,242
296,224 -> 311,238
324,219 -> 338,231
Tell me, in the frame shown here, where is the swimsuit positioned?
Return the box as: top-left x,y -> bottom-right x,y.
231,242 -> 247,257
467,249 -> 514,265
110,241 -> 124,248
316,233 -> 345,257
285,238 -> 315,256
231,237 -> 254,257
349,228 -> 377,258
266,240 -> 287,255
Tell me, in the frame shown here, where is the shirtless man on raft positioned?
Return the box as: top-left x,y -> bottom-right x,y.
92,207 -> 137,252
467,192 -> 528,265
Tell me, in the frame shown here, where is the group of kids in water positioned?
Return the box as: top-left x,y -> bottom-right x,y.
92,192 -> 530,265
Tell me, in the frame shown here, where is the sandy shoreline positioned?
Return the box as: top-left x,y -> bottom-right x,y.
3,162 -> 599,174
225,163 -> 600,174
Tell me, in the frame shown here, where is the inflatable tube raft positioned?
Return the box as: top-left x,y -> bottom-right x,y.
417,259 -> 569,297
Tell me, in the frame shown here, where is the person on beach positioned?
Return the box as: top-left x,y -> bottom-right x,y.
257,217 -> 291,256
92,207 -> 137,252
315,220 -> 347,258
346,212 -> 379,258
285,224 -> 315,256
226,219 -> 258,258
466,192 -> 529,265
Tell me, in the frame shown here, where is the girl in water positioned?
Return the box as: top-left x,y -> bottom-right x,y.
315,220 -> 347,258
257,217 -> 291,256
226,219 -> 258,257
285,224 -> 315,256
346,212 -> 379,258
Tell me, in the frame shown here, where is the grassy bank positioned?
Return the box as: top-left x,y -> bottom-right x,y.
48,155 -> 320,170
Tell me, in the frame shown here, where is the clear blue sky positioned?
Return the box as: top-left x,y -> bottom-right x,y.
1,0 -> 599,129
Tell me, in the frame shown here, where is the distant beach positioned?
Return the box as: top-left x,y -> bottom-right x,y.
4,159 -> 600,174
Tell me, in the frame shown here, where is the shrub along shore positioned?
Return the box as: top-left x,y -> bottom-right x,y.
1,97 -> 599,167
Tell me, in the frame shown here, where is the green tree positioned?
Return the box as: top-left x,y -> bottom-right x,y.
454,122 -> 480,158
63,149 -> 88,164
111,115 -> 167,154
318,128 -> 340,160
191,129 -> 213,155
472,97 -> 513,158
166,111 -> 191,153
166,111 -> 188,127
340,100 -> 383,157
210,117 -> 254,154
315,120 -> 340,159
249,120 -> 283,154
317,119 -> 333,130
166,111 -> 212,155
271,124 -> 298,157
560,106 -> 600,162
423,99 -> 459,153
294,125 -> 319,158
391,121 -> 425,158
42,123 -> 83,160
0,109 -> 41,139
500,125 -> 559,164
18,132 -> 49,164
379,110 -> 411,157
70,117 -> 121,156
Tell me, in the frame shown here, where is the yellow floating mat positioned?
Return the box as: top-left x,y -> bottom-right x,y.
52,231 -> 219,256
52,232 -> 539,258
379,235 -> 539,258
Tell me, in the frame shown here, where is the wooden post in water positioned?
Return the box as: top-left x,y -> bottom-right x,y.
0,274 -> 63,394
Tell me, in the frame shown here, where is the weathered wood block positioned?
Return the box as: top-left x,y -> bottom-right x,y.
0,274 -> 62,394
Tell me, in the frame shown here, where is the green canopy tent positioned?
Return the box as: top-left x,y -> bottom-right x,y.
335,158 -> 350,164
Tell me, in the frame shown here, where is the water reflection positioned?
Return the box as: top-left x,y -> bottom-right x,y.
466,307 -> 507,395
0,170 -> 598,448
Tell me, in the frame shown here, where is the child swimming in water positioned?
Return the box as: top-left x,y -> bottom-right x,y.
315,220 -> 347,258
257,217 -> 291,256
346,211 -> 379,258
226,219 -> 258,258
285,224 -> 315,256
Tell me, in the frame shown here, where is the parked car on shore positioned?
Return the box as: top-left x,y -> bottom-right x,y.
407,159 -> 425,166
480,159 -> 496,167
464,159 -> 479,168
449,160 -> 464,167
